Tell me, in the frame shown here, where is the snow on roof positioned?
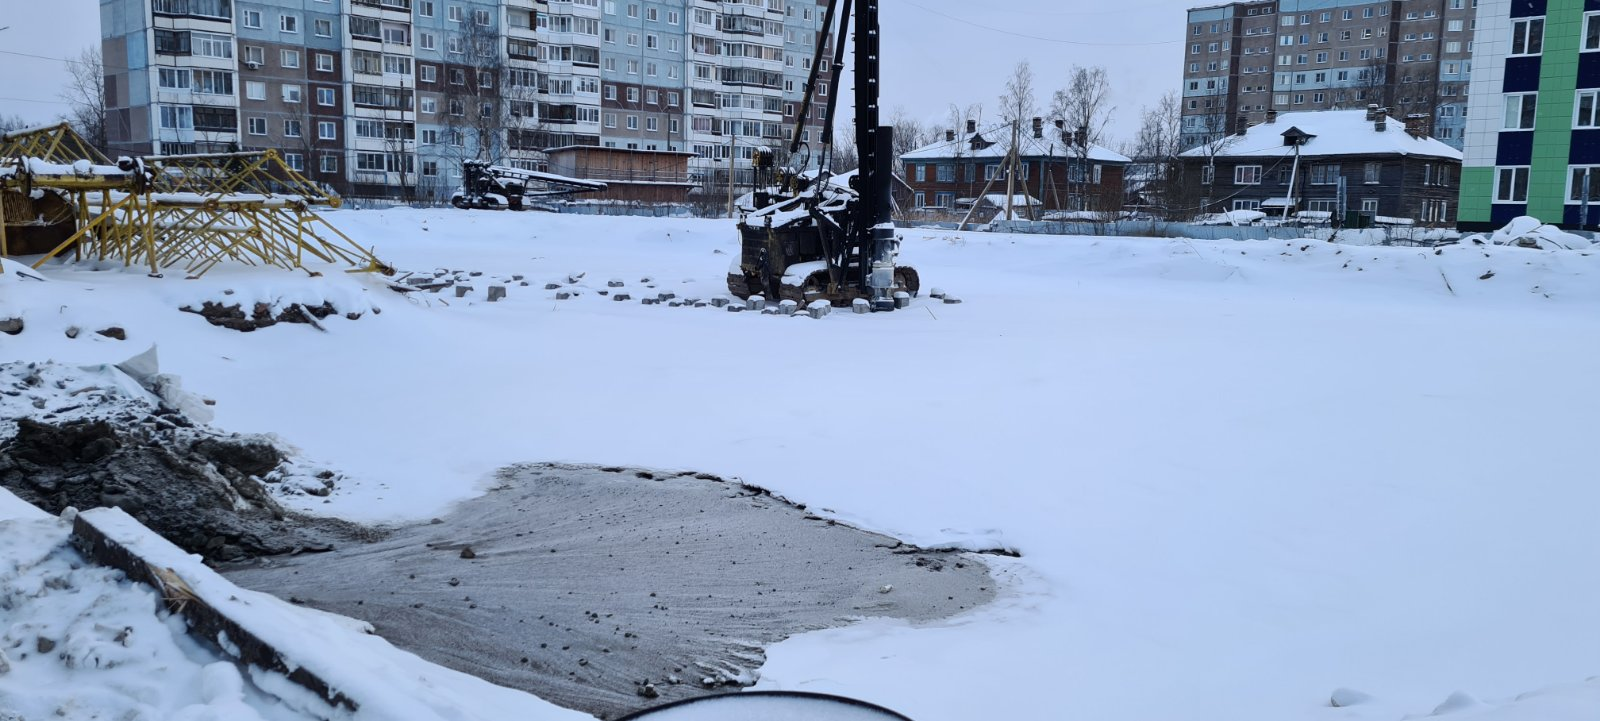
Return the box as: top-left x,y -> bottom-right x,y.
980,193 -> 1040,207
1178,109 -> 1463,160
901,128 -> 1131,164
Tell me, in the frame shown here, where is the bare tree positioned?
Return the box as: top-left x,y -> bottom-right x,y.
1357,57 -> 1389,108
830,121 -> 859,173
0,114 -> 33,133
888,106 -> 927,175
998,61 -> 1037,126
1131,91 -> 1184,216
1048,65 -> 1115,212
61,46 -> 107,154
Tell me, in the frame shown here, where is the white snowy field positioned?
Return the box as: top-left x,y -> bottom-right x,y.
3,209 -> 1599,721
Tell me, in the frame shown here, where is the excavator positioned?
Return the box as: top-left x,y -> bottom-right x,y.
451,160 -> 608,210
727,0 -> 918,310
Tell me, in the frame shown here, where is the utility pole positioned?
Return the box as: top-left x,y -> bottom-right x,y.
1004,118 -> 1018,221
1282,139 -> 1301,223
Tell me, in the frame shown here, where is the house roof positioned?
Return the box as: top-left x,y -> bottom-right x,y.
901,127 -> 1131,164
1177,109 -> 1463,161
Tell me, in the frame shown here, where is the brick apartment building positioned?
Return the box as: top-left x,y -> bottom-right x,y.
100,0 -> 830,201
1182,0 -> 1476,151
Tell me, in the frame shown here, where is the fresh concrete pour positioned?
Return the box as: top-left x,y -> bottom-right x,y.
224,463 -> 996,719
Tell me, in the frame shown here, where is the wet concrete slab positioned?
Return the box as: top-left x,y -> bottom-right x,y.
223,463 -> 996,719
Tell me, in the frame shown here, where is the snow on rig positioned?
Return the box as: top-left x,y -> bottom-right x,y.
0,122 -> 391,278
450,160 -> 608,211
728,0 -> 918,311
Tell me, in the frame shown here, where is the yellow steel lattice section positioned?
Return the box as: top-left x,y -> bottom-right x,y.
1,126 -> 389,276
0,123 -> 112,166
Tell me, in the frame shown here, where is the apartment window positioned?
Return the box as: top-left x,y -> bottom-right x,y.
420,97 -> 436,113
245,80 -> 265,100
242,9 -> 261,27
315,18 -> 332,37
603,113 -> 616,128
418,64 -> 436,83
1578,90 -> 1600,127
646,34 -> 658,49
474,8 -> 489,25
1234,165 -> 1262,184
450,68 -> 465,85
284,119 -> 302,137
247,117 -> 266,135
1569,166 -> 1600,201
1495,167 -> 1529,202
1511,18 -> 1544,56
316,53 -> 334,72
317,87 -> 335,106
284,153 -> 304,172
1293,93 -> 1305,104
419,0 -> 434,16
158,68 -> 190,90
1201,164 -> 1215,185
1315,52 -> 1328,63
448,5 -> 462,21
282,84 -> 302,103
1504,93 -> 1537,129
626,87 -> 639,102
321,154 -> 338,173
646,117 -> 658,132
1309,164 -> 1340,185
280,14 -> 298,33
281,49 -> 300,68
1363,7 -> 1373,17
668,91 -> 679,106
1362,162 -> 1381,184
1585,12 -> 1600,51
1342,9 -> 1352,20
318,121 -> 336,140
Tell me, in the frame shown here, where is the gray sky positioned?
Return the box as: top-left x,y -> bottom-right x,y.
0,0 -> 1192,146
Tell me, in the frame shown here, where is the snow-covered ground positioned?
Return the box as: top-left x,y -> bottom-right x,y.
2,210 -> 1598,721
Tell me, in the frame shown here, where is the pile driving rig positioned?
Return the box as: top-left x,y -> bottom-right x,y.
727,0 -> 918,310
451,160 -> 608,210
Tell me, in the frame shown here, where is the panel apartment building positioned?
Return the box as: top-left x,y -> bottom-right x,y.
1458,0 -> 1600,230
100,0 -> 829,200
1181,0 -> 1476,150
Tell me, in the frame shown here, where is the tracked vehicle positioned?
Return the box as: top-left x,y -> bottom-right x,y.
727,0 -> 918,310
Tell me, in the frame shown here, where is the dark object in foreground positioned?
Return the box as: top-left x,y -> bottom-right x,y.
616,691 -> 914,721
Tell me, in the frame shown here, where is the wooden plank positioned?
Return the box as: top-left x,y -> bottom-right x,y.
69,509 -> 358,714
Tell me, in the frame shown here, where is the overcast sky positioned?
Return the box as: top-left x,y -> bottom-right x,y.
0,0 -> 1192,146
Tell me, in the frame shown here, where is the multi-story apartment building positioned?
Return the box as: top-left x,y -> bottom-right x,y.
1458,0 -> 1600,230
102,0 -> 828,201
1181,0 -> 1476,151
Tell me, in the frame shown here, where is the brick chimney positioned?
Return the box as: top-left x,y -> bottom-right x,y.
1365,103 -> 1380,121
1032,117 -> 1043,139
945,129 -> 955,142
1265,108 -> 1277,124
1076,125 -> 1089,148
1375,113 -> 1387,132
966,119 -> 976,134
1403,113 -> 1429,138
1235,115 -> 1249,136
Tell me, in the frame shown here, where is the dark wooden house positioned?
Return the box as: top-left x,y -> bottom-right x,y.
900,118 -> 1131,216
1177,107 -> 1462,226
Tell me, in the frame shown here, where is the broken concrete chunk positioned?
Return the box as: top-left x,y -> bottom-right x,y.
556,292 -> 572,300
96,327 -> 127,340
607,279 -> 625,288
0,318 -> 24,335
544,283 -> 562,290
942,296 -> 962,304
487,286 -> 507,302
710,298 -> 729,308
454,286 -> 472,298
613,294 -> 631,302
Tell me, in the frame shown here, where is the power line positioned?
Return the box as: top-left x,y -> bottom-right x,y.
897,0 -> 1183,48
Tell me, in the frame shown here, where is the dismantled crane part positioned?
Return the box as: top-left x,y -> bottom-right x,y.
728,0 -> 918,310
0,123 -> 391,278
451,160 -> 608,210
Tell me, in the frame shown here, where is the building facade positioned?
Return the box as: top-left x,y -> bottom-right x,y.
101,0 -> 827,200
1457,0 -> 1600,230
1182,0 -> 1476,151
899,119 -> 1132,215
1177,108 -> 1463,224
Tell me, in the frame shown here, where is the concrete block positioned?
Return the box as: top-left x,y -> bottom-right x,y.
567,272 -> 585,283
0,318 -> 24,335
455,286 -> 472,298
668,300 -> 683,307
942,296 -> 962,304
726,304 -> 743,312
710,297 -> 730,308
657,292 -> 676,301
608,279 -> 625,287
851,298 -> 870,314
806,300 -> 830,319
556,292 -> 572,300
642,297 -> 658,305
544,283 -> 562,290
746,295 -> 766,311
487,286 -> 507,302
929,287 -> 946,299
893,291 -> 911,309
512,274 -> 524,281
614,293 -> 631,301
693,301 -> 708,308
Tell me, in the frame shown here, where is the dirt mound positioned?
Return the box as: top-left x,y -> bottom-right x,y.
179,300 -> 361,332
0,418 -> 375,561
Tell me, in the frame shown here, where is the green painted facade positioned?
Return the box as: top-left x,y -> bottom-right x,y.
1459,167 -> 1495,222
1527,0 -> 1584,221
